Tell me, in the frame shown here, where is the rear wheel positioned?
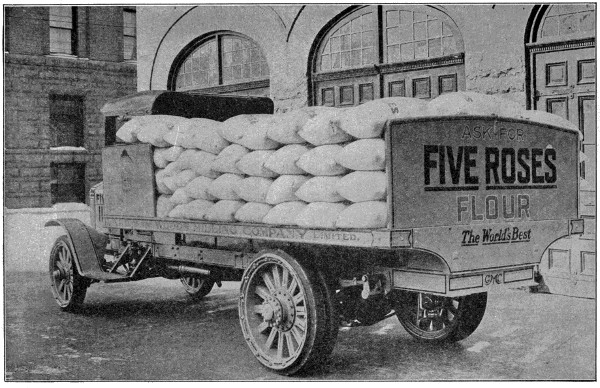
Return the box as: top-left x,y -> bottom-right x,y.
180,276 -> 215,300
395,291 -> 487,342
49,236 -> 89,311
239,250 -> 334,375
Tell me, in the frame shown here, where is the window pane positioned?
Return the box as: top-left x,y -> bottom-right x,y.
318,9 -> 376,71
221,35 -> 269,85
428,38 -> 442,57
386,10 -> 399,27
49,7 -> 72,29
428,19 -> 441,38
415,40 -> 427,59
50,28 -> 72,54
123,36 -> 136,60
50,95 -> 84,147
382,7 -> 460,62
51,163 -> 86,204
123,10 -> 136,37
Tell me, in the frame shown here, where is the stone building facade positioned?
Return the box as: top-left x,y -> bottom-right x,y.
4,6 -> 137,208
136,4 -> 595,298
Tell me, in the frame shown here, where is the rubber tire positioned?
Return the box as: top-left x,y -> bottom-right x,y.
49,235 -> 89,312
239,250 -> 333,376
180,276 -> 215,300
395,291 -> 487,342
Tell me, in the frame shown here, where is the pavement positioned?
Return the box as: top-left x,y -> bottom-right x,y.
4,272 -> 596,381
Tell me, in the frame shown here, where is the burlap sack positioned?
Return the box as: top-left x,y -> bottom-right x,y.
234,177 -> 274,203
339,97 -> 427,138
155,169 -> 173,195
211,144 -> 250,174
207,173 -> 244,200
336,201 -> 388,229
220,114 -> 280,150
264,144 -> 310,175
295,176 -> 344,203
184,176 -> 217,200
205,200 -> 245,222
296,145 -> 349,176
336,139 -> 385,171
186,118 -> 230,154
135,115 -> 188,147
171,188 -> 193,205
234,202 -> 273,223
185,199 -> 215,220
168,204 -> 187,219
427,91 -> 523,118
153,148 -> 169,168
336,171 -> 387,202
298,108 -> 352,145
163,126 -> 194,148
262,201 -> 307,225
235,150 -> 278,178
265,175 -> 309,205
156,195 -> 175,218
173,169 -> 197,189
175,149 -> 219,178
295,202 -> 347,228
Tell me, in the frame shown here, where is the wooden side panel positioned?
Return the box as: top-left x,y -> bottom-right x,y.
102,144 -> 155,217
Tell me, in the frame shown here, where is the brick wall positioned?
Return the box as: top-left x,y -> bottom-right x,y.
4,7 -> 137,209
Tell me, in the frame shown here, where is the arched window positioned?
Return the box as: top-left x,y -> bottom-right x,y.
538,4 -> 595,41
310,5 -> 465,106
169,32 -> 270,96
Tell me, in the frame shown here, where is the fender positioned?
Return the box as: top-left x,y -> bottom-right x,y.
45,218 -> 112,280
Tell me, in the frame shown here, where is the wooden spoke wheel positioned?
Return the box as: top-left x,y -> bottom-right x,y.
239,250 -> 334,375
395,291 -> 487,342
49,236 -> 89,311
180,276 -> 214,300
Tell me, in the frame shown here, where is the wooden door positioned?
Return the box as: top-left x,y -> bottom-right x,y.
535,47 -> 596,298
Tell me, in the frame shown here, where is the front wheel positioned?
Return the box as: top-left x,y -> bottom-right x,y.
180,276 -> 215,300
394,291 -> 487,342
49,236 -> 89,311
239,250 -> 334,375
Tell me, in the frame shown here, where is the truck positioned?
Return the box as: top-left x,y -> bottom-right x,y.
46,90 -> 584,376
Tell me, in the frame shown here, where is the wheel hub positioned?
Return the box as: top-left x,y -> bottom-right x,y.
260,291 -> 296,331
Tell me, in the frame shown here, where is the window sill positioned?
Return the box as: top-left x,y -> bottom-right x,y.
46,53 -> 89,60
49,147 -> 88,152
123,59 -> 137,64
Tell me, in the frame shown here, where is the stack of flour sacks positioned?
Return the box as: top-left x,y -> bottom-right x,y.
116,92 -> 577,230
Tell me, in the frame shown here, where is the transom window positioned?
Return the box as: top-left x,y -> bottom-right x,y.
311,5 -> 465,106
171,32 -> 270,96
49,6 -> 76,55
540,4 -> 595,40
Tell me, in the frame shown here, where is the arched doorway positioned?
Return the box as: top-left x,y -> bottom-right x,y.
526,4 -> 595,298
